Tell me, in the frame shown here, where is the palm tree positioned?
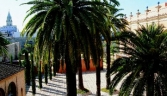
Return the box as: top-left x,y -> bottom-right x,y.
76,1 -> 120,94
21,0 -> 116,95
105,7 -> 129,89
24,49 -> 31,86
0,33 -> 10,62
48,41 -> 52,80
109,24 -> 167,96
30,52 -> 36,94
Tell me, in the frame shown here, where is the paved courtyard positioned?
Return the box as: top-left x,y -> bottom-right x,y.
26,68 -> 120,96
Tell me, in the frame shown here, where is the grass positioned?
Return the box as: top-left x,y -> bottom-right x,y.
77,89 -> 88,94
101,88 -> 120,95
101,88 -> 109,93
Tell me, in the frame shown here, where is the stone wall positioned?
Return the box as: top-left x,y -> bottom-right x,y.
6,42 -> 20,60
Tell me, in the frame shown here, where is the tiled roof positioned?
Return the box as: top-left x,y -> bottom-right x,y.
0,63 -> 24,80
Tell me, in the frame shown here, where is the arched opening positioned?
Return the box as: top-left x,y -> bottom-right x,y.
0,88 -> 5,96
8,82 -> 16,96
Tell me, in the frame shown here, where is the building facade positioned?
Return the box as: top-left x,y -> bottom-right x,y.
126,2 -> 167,31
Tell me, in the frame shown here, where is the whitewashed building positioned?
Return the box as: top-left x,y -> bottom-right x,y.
126,2 -> 167,31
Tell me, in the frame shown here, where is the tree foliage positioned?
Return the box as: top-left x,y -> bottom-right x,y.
109,24 -> 167,96
21,0 -> 119,95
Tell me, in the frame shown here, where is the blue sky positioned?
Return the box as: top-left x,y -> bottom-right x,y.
0,0 -> 166,32
118,0 -> 166,17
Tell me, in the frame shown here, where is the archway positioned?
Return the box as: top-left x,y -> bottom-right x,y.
8,82 -> 16,96
0,88 -> 5,96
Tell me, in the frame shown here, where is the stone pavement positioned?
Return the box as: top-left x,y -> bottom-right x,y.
26,68 -> 119,96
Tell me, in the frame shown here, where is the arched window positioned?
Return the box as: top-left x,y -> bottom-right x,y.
8,82 -> 16,96
0,88 -> 5,96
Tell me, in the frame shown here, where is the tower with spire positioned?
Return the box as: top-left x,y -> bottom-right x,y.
6,12 -> 12,26
0,11 -> 19,37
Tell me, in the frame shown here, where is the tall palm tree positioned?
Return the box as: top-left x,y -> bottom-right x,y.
109,24 -> 167,96
105,7 -> 129,89
21,0 -> 115,95
76,1 -> 120,94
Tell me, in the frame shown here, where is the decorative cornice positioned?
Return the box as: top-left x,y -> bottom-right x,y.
129,13 -> 167,24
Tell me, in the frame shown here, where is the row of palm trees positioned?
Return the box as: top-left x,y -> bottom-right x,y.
20,0 -> 126,96
21,0 -> 167,96
20,15 -> 167,96
1,0 -> 166,96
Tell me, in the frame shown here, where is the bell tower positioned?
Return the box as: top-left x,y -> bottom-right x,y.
6,11 -> 12,26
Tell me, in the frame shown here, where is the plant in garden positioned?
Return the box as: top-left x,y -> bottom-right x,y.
109,24 -> 167,96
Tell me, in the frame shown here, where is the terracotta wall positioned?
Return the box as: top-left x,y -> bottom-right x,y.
58,59 -> 103,73
0,70 -> 25,96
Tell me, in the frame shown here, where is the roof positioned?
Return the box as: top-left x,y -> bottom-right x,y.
0,63 -> 24,81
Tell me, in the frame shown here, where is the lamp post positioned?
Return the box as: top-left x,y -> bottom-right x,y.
136,9 -> 140,29
156,2 -> 161,25
145,6 -> 150,25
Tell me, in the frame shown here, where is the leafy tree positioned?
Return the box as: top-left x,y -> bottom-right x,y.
109,24 -> 167,96
21,0 -> 117,95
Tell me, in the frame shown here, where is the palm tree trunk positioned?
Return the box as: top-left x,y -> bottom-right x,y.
44,64 -> 48,84
38,60 -> 42,89
78,54 -> 84,89
65,58 -> 76,96
31,53 -> 36,94
25,51 -> 30,86
106,42 -> 111,89
48,44 -> 52,80
96,60 -> 101,96
78,54 -> 89,92
147,73 -> 154,96
65,44 -> 76,96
